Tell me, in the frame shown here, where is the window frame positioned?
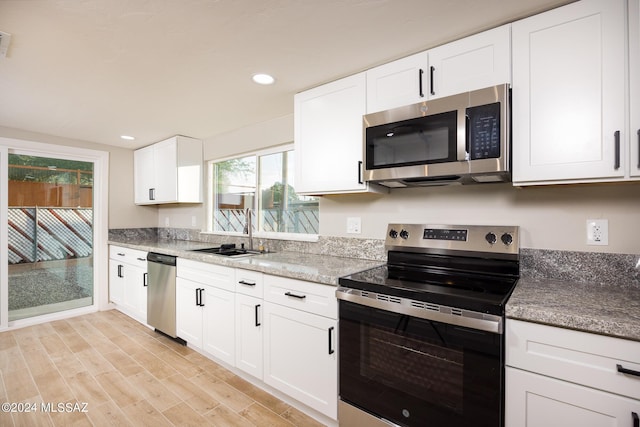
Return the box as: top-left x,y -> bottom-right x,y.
205,144 -> 319,242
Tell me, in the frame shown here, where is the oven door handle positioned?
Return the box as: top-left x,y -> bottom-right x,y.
336,286 -> 503,334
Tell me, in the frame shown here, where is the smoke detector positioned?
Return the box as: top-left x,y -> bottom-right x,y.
0,31 -> 12,58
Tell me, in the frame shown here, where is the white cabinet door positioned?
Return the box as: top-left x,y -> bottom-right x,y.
631,0 -> 640,178
134,136 -> 202,204
506,367 -> 640,427
235,293 -> 263,379
133,145 -> 155,204
263,302 -> 337,419
176,277 -> 203,349
512,0 -> 626,184
366,51 -> 429,113
429,24 -> 511,99
202,285 -> 235,366
123,264 -> 146,322
109,259 -> 125,305
152,138 -> 178,203
294,73 -> 371,195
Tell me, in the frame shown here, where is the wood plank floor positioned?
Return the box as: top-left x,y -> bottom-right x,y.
0,309 -> 326,427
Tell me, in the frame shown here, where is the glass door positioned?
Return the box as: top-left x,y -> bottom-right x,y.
7,152 -> 94,321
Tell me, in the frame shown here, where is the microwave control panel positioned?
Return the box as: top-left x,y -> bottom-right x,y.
467,102 -> 501,160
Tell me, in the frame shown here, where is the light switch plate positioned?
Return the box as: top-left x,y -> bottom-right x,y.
0,31 -> 12,58
347,217 -> 361,234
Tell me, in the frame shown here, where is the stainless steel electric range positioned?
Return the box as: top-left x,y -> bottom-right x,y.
337,224 -> 520,427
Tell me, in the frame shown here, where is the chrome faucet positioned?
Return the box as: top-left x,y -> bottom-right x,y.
244,208 -> 253,250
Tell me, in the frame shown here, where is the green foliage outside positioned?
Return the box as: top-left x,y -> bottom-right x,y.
8,154 -> 93,185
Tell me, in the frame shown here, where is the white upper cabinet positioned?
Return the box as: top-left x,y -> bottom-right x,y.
365,25 -> 511,113
428,24 -> 511,100
631,0 -> 640,178
295,73 -> 379,195
134,135 -> 203,204
512,0 -> 627,185
366,51 -> 429,113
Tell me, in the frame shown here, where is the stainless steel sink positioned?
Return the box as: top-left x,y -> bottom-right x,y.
190,244 -> 263,258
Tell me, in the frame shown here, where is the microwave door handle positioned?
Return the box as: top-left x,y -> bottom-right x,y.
465,114 -> 470,157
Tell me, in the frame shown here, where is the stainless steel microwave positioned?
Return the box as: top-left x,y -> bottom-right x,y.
363,84 -> 510,188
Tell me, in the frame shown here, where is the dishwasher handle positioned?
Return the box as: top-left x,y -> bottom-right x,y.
147,252 -> 177,266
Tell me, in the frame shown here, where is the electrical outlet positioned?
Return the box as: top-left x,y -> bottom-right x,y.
164,217 -> 170,227
347,217 -> 361,234
586,219 -> 608,245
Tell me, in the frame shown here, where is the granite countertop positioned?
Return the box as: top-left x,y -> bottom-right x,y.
108,238 -> 383,286
506,277 -> 640,342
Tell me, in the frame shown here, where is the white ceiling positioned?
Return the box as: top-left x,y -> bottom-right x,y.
0,0 -> 573,149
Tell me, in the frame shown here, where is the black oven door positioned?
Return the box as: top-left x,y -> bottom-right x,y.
339,299 -> 503,427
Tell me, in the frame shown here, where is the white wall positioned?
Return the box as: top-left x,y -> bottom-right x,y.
160,114 -> 640,254
320,182 -> 640,253
156,114 -> 295,230
0,125 -> 158,229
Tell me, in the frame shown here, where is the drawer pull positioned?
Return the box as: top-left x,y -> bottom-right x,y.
633,412 -> 639,427
284,291 -> 306,299
238,280 -> 256,287
117,253 -> 125,257
617,364 -> 640,378
137,257 -> 146,261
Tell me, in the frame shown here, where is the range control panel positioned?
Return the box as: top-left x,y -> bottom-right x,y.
386,224 -> 519,257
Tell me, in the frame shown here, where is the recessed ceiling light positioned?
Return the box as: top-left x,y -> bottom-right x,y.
120,135 -> 135,141
252,73 -> 275,85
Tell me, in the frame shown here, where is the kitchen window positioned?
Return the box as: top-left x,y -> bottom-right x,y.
208,146 -> 319,239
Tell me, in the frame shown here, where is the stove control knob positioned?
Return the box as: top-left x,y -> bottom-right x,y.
485,232 -> 497,245
399,229 -> 409,240
501,233 -> 513,246
389,229 -> 398,239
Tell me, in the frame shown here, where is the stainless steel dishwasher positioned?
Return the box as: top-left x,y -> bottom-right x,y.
146,252 -> 178,339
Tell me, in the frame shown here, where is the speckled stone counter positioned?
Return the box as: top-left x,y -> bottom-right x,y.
108,238 -> 383,286
506,277 -> 640,342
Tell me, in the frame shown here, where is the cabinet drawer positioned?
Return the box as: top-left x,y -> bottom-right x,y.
264,275 -> 337,319
506,319 -> 640,400
109,245 -> 147,268
177,258 -> 234,292
235,269 -> 263,298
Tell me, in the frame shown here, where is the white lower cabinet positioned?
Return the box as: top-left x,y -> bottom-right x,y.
109,245 -> 148,323
505,319 -> 640,427
176,261 -> 338,421
176,259 -> 235,366
235,269 -> 264,378
263,274 -> 338,420
235,293 -> 263,378
176,277 -> 203,348
202,284 -> 235,365
506,367 -> 639,427
263,302 -> 337,420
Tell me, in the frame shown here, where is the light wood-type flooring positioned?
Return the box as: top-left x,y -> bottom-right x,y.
0,309 -> 326,426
